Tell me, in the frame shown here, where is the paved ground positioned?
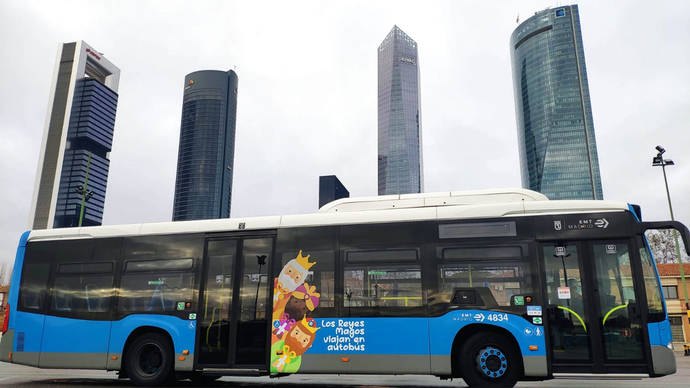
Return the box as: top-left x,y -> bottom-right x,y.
0,354 -> 688,387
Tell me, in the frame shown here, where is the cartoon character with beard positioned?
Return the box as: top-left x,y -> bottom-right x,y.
284,282 -> 320,321
270,317 -> 319,373
272,250 -> 315,320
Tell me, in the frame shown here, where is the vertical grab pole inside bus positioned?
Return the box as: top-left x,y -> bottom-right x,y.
255,255 -> 266,320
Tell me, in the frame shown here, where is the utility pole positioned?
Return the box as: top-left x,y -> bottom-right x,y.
653,145 -> 689,309
76,153 -> 94,227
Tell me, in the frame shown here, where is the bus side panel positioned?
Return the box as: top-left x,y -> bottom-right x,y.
6,311 -> 45,366
648,320 -> 676,376
38,316 -> 112,369
298,317 -> 430,374
107,314 -> 196,371
0,231 -> 42,366
428,310 -> 547,377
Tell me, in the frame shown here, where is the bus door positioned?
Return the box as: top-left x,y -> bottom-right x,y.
541,240 -> 647,373
197,236 -> 273,369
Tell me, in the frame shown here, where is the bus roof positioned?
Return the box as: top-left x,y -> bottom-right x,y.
26,188 -> 631,242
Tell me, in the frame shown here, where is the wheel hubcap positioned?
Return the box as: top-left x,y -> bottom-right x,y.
475,346 -> 508,379
138,344 -> 163,376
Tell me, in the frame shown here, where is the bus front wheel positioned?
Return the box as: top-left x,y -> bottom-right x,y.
459,332 -> 520,387
124,332 -> 174,386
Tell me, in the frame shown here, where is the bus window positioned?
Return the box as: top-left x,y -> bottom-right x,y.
19,261 -> 50,312
276,227 -> 337,317
18,242 -> 55,313
51,274 -> 114,314
435,246 -> 535,309
281,250 -> 335,310
119,259 -> 195,314
344,249 -> 422,311
637,237 -> 665,322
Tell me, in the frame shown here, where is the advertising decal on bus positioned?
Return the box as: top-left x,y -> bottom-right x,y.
270,251 -> 321,372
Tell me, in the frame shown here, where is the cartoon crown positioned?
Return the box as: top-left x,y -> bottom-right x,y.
295,250 -> 316,270
299,317 -> 319,334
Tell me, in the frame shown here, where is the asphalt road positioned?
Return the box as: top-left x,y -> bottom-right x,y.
0,354 -> 688,387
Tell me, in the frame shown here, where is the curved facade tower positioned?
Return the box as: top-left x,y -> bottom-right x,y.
510,5 -> 603,200
378,25 -> 423,195
173,70 -> 238,221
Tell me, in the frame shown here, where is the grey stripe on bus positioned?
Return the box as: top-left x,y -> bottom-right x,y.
430,354 -> 546,377
175,354 -> 194,371
0,329 -> 14,363
522,356 -> 548,377
39,353 -> 108,369
10,352 -> 40,367
651,345 -> 676,376
6,349 -> 193,372
299,354 -> 430,374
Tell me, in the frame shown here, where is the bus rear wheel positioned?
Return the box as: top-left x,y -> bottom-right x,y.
124,333 -> 173,386
459,332 -> 520,387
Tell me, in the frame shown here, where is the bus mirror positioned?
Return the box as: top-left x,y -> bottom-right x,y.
637,221 -> 690,256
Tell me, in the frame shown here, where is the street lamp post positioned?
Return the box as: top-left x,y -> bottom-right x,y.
652,145 -> 689,309
74,152 -> 94,227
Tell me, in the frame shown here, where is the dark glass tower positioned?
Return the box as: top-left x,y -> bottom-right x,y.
511,5 -> 603,200
173,70 -> 238,221
378,25 -> 423,195
30,41 -> 120,229
319,175 -> 350,208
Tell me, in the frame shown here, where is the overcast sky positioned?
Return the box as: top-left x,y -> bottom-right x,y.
1,0 -> 689,273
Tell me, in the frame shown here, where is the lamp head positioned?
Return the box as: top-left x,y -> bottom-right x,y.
655,145 -> 665,154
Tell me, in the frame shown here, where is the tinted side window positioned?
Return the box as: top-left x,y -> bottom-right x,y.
276,227 -> 336,318
118,234 -> 202,316
118,272 -> 194,313
432,244 -> 537,314
52,274 -> 114,314
638,237 -> 665,322
18,242 -> 55,313
339,222 -> 430,317
343,249 -> 423,315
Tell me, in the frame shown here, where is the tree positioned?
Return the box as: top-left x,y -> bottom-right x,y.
646,229 -> 690,264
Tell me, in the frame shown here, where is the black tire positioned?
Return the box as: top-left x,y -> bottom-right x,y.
458,332 -> 521,387
190,372 -> 221,385
124,332 -> 174,386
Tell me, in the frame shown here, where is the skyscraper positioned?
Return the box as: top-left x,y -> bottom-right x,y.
378,25 -> 423,195
173,70 -> 238,221
319,175 -> 349,209
29,41 -> 120,229
511,5 -> 603,200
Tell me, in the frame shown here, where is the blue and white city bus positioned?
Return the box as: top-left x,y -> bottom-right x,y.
1,189 -> 687,387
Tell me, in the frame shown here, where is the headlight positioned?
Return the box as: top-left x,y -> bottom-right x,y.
667,342 -> 674,350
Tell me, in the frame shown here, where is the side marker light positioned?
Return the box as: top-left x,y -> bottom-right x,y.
529,345 -> 538,351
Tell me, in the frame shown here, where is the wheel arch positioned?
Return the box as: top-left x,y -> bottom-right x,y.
450,323 -> 524,378
120,326 -> 175,377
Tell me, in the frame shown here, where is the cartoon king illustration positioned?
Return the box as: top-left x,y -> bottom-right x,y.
272,250 -> 316,320
270,317 -> 319,373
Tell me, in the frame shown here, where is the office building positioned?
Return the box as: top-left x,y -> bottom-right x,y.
319,175 -> 350,208
510,5 -> 603,200
378,25 -> 423,195
173,70 -> 238,221
657,263 -> 690,349
29,41 -> 120,229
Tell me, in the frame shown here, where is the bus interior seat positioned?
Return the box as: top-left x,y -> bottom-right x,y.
451,287 -> 499,308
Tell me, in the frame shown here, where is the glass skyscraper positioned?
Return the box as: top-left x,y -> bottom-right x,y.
510,5 -> 603,200
378,25 -> 423,195
172,70 -> 238,221
29,41 -> 120,229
